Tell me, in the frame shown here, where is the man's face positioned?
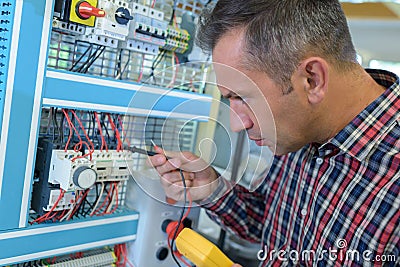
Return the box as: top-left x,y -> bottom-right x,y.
212,29 -> 310,155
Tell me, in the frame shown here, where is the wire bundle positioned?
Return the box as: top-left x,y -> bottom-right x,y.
69,42 -> 106,74
114,243 -> 135,267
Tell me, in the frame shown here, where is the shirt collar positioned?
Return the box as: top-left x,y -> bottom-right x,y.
324,69 -> 400,161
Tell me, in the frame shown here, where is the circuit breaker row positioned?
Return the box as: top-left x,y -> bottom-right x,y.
49,149 -> 134,191
53,0 -> 190,55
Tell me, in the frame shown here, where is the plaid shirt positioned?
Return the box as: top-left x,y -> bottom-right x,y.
204,69 -> 400,266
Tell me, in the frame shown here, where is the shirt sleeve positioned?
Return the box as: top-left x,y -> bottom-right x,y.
200,176 -> 268,243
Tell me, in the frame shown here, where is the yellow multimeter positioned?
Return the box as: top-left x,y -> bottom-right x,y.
175,228 -> 234,267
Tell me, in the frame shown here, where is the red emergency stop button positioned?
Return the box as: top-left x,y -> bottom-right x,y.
76,1 -> 106,20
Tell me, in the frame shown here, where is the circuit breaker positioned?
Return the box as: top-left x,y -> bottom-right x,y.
0,0 -> 213,265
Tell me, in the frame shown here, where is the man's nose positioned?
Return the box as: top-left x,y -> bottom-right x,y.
229,101 -> 253,132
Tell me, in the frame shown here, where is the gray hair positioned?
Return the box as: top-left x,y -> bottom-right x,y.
197,0 -> 357,90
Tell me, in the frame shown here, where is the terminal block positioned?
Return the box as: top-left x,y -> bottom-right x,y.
163,26 -> 190,54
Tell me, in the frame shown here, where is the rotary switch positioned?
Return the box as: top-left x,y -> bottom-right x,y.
72,166 -> 97,189
115,7 -> 133,25
76,1 -> 106,20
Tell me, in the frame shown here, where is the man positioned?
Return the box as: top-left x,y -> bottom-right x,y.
150,0 -> 400,266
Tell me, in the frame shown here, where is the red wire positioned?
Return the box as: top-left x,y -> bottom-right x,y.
118,115 -> 131,147
93,183 -> 113,216
102,183 -> 116,214
121,243 -> 135,267
169,52 -> 179,88
39,190 -> 64,222
46,211 -> 59,221
63,110 -> 93,162
62,109 -> 74,151
31,189 -> 65,224
115,244 -> 130,267
57,208 -> 67,220
72,110 -> 94,151
176,252 -> 192,267
64,109 -> 82,144
151,0 -> 156,8
121,244 -> 127,266
108,182 -> 119,214
174,52 -> 180,65
66,191 -> 82,220
68,189 -> 90,220
71,110 -> 94,161
63,109 -> 89,162
136,54 -> 145,83
94,112 -> 108,152
107,114 -> 123,151
167,236 -> 192,267
180,191 -> 192,223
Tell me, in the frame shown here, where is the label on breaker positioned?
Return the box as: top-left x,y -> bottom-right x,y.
0,0 -> 16,135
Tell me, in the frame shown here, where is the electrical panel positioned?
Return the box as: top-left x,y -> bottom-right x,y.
0,0 -> 215,265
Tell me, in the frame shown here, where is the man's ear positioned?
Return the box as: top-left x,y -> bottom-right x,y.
297,57 -> 329,105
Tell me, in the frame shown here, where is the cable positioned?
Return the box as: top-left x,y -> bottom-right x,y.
31,189 -> 65,224
49,107 -> 55,142
75,45 -> 99,73
90,182 -> 105,216
87,111 -> 94,143
118,115 -> 131,147
58,111 -> 65,145
63,109 -> 74,151
136,54 -> 145,83
148,50 -> 167,84
68,188 -> 91,220
81,45 -> 106,73
169,0 -> 178,26
151,0 -> 156,8
116,51 -> 131,80
95,112 -> 108,151
69,43 -> 93,71
70,110 -> 95,161
169,169 -> 187,267
108,182 -> 119,214
107,114 -> 123,151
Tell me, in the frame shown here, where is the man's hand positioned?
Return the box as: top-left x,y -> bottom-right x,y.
148,146 -> 219,202
232,264 -> 243,267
